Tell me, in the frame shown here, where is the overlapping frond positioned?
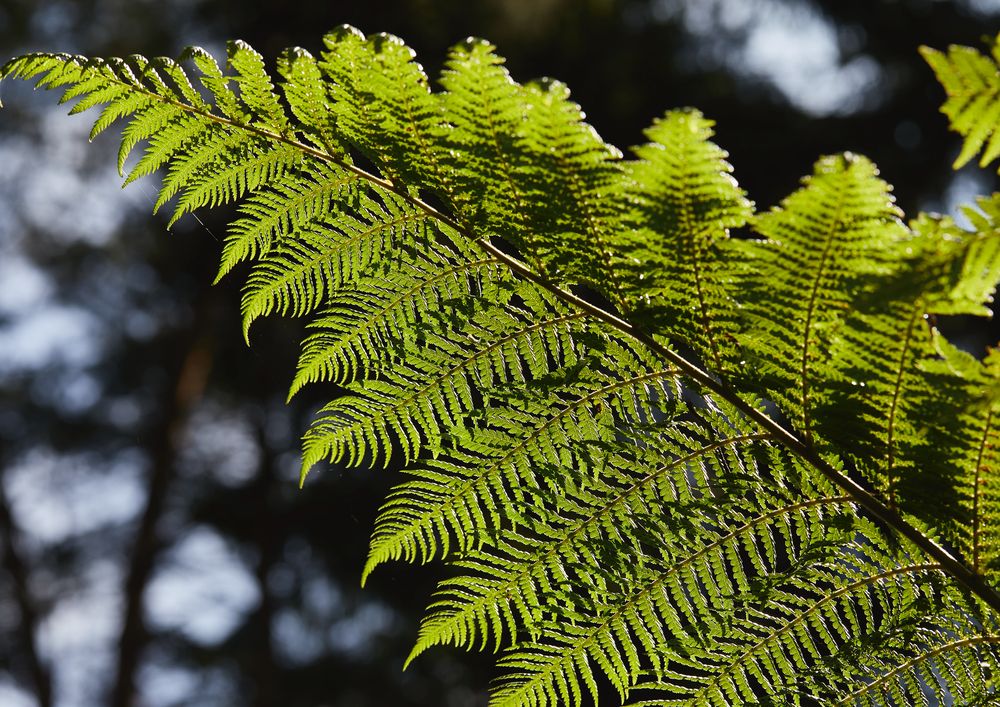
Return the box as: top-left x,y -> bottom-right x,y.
239,188 -> 437,337
922,33 -> 1000,171
7,28 -> 1000,707
738,154 -> 909,443
361,333 -> 682,575
811,199 -> 1000,524
290,248 -> 504,393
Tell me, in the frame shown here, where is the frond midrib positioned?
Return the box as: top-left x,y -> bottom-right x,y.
799,184 -> 847,443
973,407 -> 995,574
884,301 -> 924,507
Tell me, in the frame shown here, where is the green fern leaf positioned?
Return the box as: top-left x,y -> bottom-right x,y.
738,153 -> 908,443
921,34 -> 1000,170
619,109 -> 753,369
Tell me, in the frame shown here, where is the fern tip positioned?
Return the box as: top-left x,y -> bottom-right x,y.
359,560 -> 376,588
402,644 -> 426,671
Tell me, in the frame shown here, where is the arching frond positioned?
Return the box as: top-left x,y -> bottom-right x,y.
7,29 -> 1000,707
737,153 -> 908,443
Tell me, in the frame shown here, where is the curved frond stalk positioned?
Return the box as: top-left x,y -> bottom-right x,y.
922,34 -> 1000,171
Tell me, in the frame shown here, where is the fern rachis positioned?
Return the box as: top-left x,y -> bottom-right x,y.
6,27 -> 1000,706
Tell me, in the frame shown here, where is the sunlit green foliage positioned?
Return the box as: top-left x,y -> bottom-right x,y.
5,28 -> 1000,707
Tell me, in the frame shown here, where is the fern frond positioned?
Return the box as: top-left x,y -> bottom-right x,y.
239,189 -> 436,338
362,336 -> 681,575
619,109 -> 753,370
301,290 -> 588,469
289,252 -> 504,393
922,34 -> 1000,170
404,413 -> 775,663
11,31 -> 1000,707
739,153 -> 908,442
216,161 -> 360,279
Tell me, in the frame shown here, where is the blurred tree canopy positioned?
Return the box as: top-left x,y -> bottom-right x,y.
0,1 -> 997,706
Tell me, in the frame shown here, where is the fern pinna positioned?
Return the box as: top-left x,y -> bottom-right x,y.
5,27 -> 1000,707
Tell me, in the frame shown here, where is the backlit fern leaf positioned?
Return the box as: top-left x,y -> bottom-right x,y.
738,153 -> 908,443
289,249 -> 504,393
240,188 -> 434,337
8,29 -> 1000,707
405,409 -> 777,662
216,160 -> 360,279
921,33 -> 1000,170
814,201 -> 1000,529
362,336 -> 679,576
301,287 -> 589,469
618,109 -> 753,370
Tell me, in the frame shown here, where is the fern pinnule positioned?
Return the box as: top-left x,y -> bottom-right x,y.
181,44 -> 246,122
226,40 -> 290,134
116,100 -> 187,174
316,26 -> 442,191
275,47 -> 342,155
516,79 -> 626,297
436,39 -> 534,249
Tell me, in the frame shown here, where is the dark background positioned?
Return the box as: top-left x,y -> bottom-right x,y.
0,1 -> 998,705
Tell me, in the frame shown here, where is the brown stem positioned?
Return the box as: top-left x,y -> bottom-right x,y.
250,420 -> 278,707
0,477 -> 52,707
109,319 -> 215,707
